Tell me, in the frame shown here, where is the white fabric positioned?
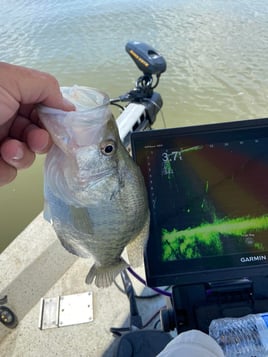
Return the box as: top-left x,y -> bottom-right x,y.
157,329 -> 224,357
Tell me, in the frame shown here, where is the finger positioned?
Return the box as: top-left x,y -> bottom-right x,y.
25,126 -> 52,154
1,139 -> 36,170
1,63 -> 75,111
0,117 -> 13,142
9,116 -> 52,153
0,159 -> 17,186
9,115 -> 30,141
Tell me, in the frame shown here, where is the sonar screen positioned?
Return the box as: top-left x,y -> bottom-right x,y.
131,118 -> 268,287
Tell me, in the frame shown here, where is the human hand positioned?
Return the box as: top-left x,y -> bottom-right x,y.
0,62 -> 75,186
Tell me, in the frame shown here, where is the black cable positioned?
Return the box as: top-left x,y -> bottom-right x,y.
127,267 -> 172,297
142,97 -> 166,128
110,307 -> 165,333
141,306 -> 165,329
110,102 -> 125,111
135,287 -> 171,300
111,272 -> 169,335
151,74 -> 160,89
110,326 -> 130,337
154,319 -> 161,329
113,274 -> 171,299
113,278 -> 126,294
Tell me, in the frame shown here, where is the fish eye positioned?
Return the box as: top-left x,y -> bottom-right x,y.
100,140 -> 116,156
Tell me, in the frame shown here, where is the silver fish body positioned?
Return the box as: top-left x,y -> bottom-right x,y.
39,86 -> 149,288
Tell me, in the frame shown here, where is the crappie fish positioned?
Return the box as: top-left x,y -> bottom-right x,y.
38,86 -> 149,288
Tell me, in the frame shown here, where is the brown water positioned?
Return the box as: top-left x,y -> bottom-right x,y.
1,0 -> 268,252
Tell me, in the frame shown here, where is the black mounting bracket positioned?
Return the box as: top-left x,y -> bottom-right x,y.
0,295 -> 18,329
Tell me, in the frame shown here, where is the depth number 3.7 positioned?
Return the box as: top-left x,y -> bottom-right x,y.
162,151 -> 182,162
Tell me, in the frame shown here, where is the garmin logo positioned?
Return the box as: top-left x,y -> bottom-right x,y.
240,255 -> 267,263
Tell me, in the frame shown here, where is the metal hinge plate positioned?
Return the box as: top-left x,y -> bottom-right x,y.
39,291 -> 93,330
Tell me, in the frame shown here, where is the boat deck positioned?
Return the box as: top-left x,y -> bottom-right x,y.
0,214 -> 170,357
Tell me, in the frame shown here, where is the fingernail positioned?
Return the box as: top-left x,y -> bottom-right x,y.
12,148 -> 24,160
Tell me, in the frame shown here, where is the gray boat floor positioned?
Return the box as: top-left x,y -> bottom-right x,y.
0,214 -> 171,357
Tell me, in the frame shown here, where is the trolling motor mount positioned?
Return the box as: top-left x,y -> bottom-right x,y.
0,295 -> 18,329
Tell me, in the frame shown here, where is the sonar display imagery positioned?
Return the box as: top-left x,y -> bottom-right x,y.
146,137 -> 268,263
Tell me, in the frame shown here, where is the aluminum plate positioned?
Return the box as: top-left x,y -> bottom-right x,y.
39,292 -> 93,330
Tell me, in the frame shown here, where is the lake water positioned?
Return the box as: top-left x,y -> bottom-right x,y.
1,0 -> 268,251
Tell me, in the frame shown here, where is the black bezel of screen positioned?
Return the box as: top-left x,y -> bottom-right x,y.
131,117 -> 268,287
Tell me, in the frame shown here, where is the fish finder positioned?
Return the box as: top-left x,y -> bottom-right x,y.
131,117 -> 268,332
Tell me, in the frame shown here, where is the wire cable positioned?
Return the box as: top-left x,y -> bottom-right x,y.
114,274 -> 171,299
127,267 -> 172,297
110,102 -> 125,111
142,306 -> 166,329
142,97 -> 167,128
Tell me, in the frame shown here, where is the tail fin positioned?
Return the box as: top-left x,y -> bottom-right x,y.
85,258 -> 129,288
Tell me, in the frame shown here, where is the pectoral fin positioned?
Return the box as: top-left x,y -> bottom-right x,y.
43,199 -> 52,223
70,206 -> 93,234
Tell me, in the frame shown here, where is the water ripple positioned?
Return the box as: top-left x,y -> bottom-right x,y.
1,0 -> 268,126
2,0 -> 268,250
